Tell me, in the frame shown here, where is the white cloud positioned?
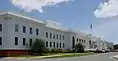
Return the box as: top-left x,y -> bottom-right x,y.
11,0 -> 72,12
94,0 -> 118,18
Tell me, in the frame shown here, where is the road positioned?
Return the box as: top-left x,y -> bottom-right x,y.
1,52 -> 118,61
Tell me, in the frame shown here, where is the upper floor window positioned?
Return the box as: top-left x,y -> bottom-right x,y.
0,37 -> 2,45
23,26 -> 26,33
46,41 -> 48,47
0,24 -> 2,32
15,37 -> 18,45
84,40 -> 86,43
30,27 -> 32,34
53,34 -> 55,39
57,34 -> 58,39
79,39 -> 81,43
50,33 -> 52,39
29,39 -> 32,46
63,35 -> 64,40
23,38 -> 26,46
77,38 -> 78,42
46,32 -> 48,38
36,28 -> 39,35
60,35 -> 61,40
15,24 -> 19,32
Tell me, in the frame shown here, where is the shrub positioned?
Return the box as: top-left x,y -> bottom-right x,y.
75,43 -> 84,53
30,39 -> 45,55
51,48 -> 64,53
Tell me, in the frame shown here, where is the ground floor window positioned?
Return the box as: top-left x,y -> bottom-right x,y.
23,38 -> 26,46
46,41 -> 48,47
0,37 -> 2,45
15,37 -> 18,45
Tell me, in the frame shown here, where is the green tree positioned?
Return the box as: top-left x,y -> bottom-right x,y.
31,39 -> 45,55
75,43 -> 84,53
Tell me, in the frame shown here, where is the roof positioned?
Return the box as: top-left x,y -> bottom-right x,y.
0,12 -> 44,24
0,12 -> 93,35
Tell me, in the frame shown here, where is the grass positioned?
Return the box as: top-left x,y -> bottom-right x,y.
12,52 -> 96,59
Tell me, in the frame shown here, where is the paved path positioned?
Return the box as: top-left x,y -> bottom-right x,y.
1,52 -> 118,61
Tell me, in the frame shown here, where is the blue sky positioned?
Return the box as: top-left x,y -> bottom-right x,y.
1,0 -> 118,43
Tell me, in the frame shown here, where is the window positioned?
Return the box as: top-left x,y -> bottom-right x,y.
82,39 -> 83,43
50,42 -> 52,47
84,40 -> 86,43
46,41 -> 48,47
53,34 -> 55,39
36,28 -> 39,35
57,34 -> 58,39
53,42 -> 55,48
63,35 -> 64,40
46,32 -> 48,38
0,24 -> 2,32
15,24 -> 19,32
15,37 -> 18,45
23,26 -> 26,33
63,43 -> 65,48
29,39 -> 32,46
0,37 -> 2,45
77,38 -> 78,42
23,38 -> 26,46
50,33 -> 52,39
57,43 -> 58,48
60,43 -> 61,48
30,27 -> 32,34
60,35 -> 61,40
79,39 -> 81,43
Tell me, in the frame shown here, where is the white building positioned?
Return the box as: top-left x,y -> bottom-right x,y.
0,12 -> 110,56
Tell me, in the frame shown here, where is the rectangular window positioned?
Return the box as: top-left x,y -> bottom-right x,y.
53,34 -> 55,39
0,24 -> 2,32
46,41 -> 48,47
57,35 -> 58,39
79,39 -> 81,43
57,43 -> 58,48
23,26 -> 26,33
15,24 -> 19,32
0,37 -> 2,45
63,43 -> 65,48
50,42 -> 52,47
77,38 -> 78,42
53,42 -> 55,48
15,37 -> 18,45
30,27 -> 32,34
50,33 -> 52,39
60,35 -> 61,40
46,32 -> 48,38
29,39 -> 32,46
60,43 -> 61,48
63,35 -> 64,40
23,38 -> 26,46
36,28 -> 39,35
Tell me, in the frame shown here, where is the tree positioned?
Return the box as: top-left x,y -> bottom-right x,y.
31,39 -> 45,55
75,43 -> 84,53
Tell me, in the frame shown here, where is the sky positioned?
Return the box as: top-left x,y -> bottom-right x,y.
0,0 -> 118,44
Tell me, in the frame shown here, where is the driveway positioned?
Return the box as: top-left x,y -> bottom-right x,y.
1,52 -> 118,61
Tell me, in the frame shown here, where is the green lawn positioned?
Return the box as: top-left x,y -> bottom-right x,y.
13,52 -> 96,59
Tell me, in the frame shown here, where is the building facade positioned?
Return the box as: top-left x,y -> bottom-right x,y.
0,12 -> 111,56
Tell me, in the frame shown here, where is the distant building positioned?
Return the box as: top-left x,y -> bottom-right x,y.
0,12 -> 111,56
